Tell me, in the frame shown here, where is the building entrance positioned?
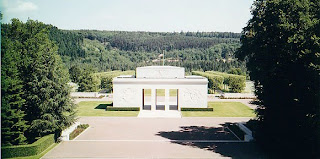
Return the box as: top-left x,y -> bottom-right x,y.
142,89 -> 178,111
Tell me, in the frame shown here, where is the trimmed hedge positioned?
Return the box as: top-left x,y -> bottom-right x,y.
192,71 -> 224,91
1,134 -> 55,158
206,71 -> 246,93
181,108 -> 214,111
106,107 -> 140,111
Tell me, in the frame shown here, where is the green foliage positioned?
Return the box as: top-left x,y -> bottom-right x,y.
192,71 -> 224,92
236,0 -> 320,157
192,71 -> 246,93
1,28 -> 28,146
77,101 -> 139,116
94,70 -> 134,92
77,124 -> 89,129
69,65 -> 82,83
69,124 -> 89,140
228,68 -> 245,76
72,66 -> 134,93
106,107 -> 140,111
227,75 -> 246,93
206,71 -> 246,93
10,21 -> 247,76
182,102 -> 255,117
1,134 -> 55,158
60,29 -> 246,73
181,108 -> 213,111
77,65 -> 99,92
48,26 -> 85,59
100,77 -> 109,89
76,30 -> 241,52
2,19 -> 76,143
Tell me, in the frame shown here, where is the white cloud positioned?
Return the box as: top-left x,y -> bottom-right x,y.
5,0 -> 38,13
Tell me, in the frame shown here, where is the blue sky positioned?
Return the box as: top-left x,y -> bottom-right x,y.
1,0 -> 253,33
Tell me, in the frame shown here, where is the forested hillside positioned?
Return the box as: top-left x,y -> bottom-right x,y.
2,19 -> 246,93
48,29 -> 246,73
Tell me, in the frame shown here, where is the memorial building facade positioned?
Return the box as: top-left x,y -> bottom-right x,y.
113,66 -> 208,111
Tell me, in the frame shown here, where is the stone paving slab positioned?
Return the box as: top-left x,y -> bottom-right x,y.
43,140 -> 231,159
138,110 -> 182,118
42,117 -> 266,159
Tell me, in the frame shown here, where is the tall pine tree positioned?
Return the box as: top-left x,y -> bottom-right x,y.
1,29 -> 28,146
2,19 -> 77,141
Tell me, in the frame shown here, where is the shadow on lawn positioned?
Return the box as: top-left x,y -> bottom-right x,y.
156,124 -> 266,159
94,103 -> 113,109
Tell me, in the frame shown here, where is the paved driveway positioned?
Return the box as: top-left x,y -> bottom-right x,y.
43,117 -> 265,159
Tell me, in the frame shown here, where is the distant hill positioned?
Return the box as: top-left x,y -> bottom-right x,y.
51,29 -> 245,73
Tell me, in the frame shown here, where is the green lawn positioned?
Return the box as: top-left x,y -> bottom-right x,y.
77,101 -> 139,117
77,101 -> 255,117
182,102 -> 256,117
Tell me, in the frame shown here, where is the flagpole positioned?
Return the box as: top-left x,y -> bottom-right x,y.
163,50 -> 165,66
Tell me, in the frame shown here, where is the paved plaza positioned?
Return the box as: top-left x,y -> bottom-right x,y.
43,117 -> 265,159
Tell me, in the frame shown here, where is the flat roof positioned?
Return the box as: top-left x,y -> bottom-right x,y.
137,66 -> 183,69
113,77 -> 208,85
136,65 -> 185,79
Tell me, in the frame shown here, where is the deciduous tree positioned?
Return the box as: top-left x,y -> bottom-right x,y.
237,0 -> 320,157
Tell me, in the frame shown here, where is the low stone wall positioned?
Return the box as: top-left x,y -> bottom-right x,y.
221,93 -> 256,99
70,92 -> 110,98
237,123 -> 254,141
71,92 -> 99,98
60,122 -> 80,141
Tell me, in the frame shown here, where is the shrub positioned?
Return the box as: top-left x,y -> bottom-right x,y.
106,107 -> 140,111
228,68 -> 245,76
192,71 -> 224,92
227,75 -> 246,93
94,70 -> 135,93
206,71 -> 246,93
207,75 -> 224,91
78,124 -> 89,129
181,108 -> 213,111
69,124 -> 89,140
1,134 -> 55,158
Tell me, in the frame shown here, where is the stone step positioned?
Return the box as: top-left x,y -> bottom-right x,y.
138,110 -> 182,118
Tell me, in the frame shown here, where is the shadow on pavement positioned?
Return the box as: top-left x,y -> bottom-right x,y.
95,103 -> 112,109
157,125 -> 266,159
157,126 -> 237,140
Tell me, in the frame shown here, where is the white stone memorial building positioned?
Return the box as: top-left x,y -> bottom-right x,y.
113,66 -> 208,112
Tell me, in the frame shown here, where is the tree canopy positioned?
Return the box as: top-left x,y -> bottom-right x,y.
237,0 -> 320,157
48,29 -> 246,73
1,19 -> 76,145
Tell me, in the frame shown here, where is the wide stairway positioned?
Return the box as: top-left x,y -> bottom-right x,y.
138,110 -> 182,118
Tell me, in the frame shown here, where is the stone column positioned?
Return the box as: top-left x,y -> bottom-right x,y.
151,89 -> 156,111
165,89 -> 170,111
